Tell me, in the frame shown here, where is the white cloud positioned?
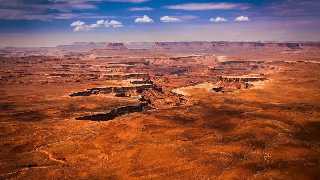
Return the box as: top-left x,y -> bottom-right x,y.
160,16 -> 181,23
108,20 -> 123,28
210,16 -> 228,23
70,19 -> 123,32
129,7 -> 153,11
70,20 -> 85,27
71,24 -> 88,32
235,16 -> 250,22
134,15 -> 154,23
166,3 -> 249,11
96,19 -> 105,25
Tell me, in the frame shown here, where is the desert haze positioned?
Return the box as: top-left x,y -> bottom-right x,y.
0,42 -> 320,179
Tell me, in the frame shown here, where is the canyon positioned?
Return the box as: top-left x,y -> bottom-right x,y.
0,42 -> 320,179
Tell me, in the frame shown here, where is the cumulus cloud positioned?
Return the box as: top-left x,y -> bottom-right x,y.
235,16 -> 250,22
70,20 -> 85,27
210,16 -> 228,23
166,3 -> 249,11
160,16 -> 181,23
70,20 -> 89,31
96,19 -> 105,25
70,19 -> 123,32
129,7 -> 153,11
134,15 -> 153,23
108,20 -> 123,27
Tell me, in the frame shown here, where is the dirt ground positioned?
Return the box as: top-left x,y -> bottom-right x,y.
0,53 -> 320,179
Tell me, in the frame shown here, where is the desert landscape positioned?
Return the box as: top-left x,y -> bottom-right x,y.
1,41 -> 320,179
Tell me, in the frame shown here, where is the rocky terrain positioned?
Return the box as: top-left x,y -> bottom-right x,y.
0,42 -> 320,179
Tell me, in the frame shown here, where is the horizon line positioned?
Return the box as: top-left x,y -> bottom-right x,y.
2,40 -> 320,49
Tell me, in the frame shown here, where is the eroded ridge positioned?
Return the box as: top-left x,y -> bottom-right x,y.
213,74 -> 268,92
69,84 -> 154,97
76,103 -> 148,121
70,77 -> 188,121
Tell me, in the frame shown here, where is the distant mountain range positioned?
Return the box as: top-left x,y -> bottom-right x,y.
1,41 -> 320,57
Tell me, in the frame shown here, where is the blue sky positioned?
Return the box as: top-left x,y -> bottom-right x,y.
0,0 -> 320,46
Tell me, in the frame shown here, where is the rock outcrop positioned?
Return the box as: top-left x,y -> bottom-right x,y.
76,103 -> 148,121
71,80 -> 187,120
70,84 -> 154,97
218,75 -> 267,83
102,73 -> 149,80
